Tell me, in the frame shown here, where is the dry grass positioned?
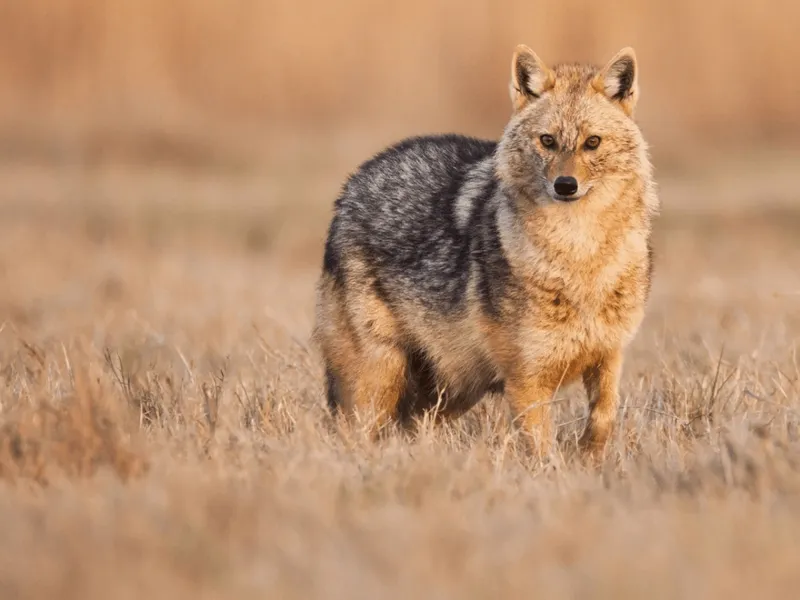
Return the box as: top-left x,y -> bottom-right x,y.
0,158 -> 798,599
2,3 -> 799,596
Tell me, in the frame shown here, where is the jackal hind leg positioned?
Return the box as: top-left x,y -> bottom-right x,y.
350,341 -> 408,438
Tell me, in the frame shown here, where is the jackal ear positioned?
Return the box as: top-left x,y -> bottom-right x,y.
510,45 -> 554,112
594,47 -> 639,116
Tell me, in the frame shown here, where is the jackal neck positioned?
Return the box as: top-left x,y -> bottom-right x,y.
497,176 -> 651,272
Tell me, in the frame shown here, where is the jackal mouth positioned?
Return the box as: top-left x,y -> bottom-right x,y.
545,180 -> 589,203
552,193 -> 583,202
548,183 -> 592,203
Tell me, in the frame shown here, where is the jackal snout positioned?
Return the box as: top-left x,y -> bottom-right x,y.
544,153 -> 588,200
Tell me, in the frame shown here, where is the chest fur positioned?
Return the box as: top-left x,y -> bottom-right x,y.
508,223 -> 651,362
526,258 -> 647,340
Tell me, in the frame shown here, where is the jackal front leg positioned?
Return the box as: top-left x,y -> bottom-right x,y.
504,374 -> 556,458
579,349 -> 622,455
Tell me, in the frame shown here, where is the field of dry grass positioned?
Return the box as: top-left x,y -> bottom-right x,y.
0,156 -> 798,599
1,1 -> 799,598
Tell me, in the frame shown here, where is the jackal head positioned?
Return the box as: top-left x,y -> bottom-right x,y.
496,46 -> 650,205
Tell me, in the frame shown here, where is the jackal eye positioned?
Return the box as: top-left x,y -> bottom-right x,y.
539,134 -> 556,149
584,135 -> 602,150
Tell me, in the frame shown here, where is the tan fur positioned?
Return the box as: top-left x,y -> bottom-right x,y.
494,46 -> 656,455
315,256 -> 409,434
315,46 -> 658,457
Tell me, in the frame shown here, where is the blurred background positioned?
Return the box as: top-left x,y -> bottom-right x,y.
0,0 -> 798,342
1,0 -> 798,173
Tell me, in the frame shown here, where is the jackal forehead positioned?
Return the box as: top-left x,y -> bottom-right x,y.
521,86 -> 635,145
520,64 -> 620,123
551,63 -> 598,94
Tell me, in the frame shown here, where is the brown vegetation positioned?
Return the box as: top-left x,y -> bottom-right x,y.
1,2 -> 799,597
0,162 -> 799,598
0,0 -> 799,166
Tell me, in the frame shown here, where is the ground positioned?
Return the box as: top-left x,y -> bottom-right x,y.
0,157 -> 798,599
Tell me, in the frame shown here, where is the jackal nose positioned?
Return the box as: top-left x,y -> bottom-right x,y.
553,176 -> 578,197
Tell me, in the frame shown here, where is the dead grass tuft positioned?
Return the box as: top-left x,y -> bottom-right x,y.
0,346 -> 147,484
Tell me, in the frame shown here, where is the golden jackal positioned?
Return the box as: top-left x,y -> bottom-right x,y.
314,46 -> 658,455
